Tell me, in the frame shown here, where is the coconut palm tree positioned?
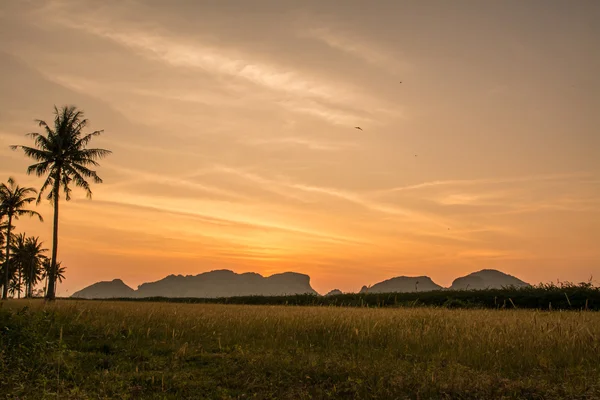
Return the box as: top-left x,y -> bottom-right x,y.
8,277 -> 21,298
10,233 -> 27,299
24,236 -> 47,298
12,105 -> 111,300
42,259 -> 64,297
12,235 -> 47,298
55,262 -> 67,286
0,177 -> 43,299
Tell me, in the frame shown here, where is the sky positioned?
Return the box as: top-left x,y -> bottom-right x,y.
0,0 -> 599,296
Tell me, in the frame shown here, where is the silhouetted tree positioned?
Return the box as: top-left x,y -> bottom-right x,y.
8,278 -> 21,298
12,106 -> 111,300
10,233 -> 27,299
42,259 -> 64,296
25,236 -> 47,298
55,262 -> 66,287
12,234 -> 47,298
0,178 -> 42,299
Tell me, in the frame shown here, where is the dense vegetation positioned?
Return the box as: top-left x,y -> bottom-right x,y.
76,282 -> 600,311
2,300 -> 600,399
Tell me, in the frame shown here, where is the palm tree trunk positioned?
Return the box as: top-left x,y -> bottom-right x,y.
2,214 -> 12,300
46,176 -> 60,301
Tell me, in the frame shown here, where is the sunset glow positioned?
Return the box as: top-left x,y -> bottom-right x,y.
1,1 -> 598,295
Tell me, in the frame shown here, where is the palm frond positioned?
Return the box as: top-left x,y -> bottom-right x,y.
71,163 -> 103,184
15,209 -> 43,222
61,173 -> 73,201
64,165 -> 93,198
37,175 -> 54,204
14,105 -> 110,211
76,148 -> 112,161
35,119 -> 55,138
26,161 -> 52,177
13,146 -> 52,163
75,130 -> 103,148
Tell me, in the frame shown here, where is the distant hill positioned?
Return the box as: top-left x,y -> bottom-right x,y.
72,270 -> 318,299
136,270 -> 317,298
360,276 -> 442,293
450,269 -> 530,290
71,268 -> 532,299
72,279 -> 136,299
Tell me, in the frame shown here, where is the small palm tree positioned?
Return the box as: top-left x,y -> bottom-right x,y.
0,178 -> 43,299
12,105 -> 111,300
24,236 -> 48,298
8,277 -> 21,298
10,233 -> 27,299
55,262 -> 67,286
42,259 -> 64,296
12,235 -> 47,298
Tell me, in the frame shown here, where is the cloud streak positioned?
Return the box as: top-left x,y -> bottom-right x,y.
375,172 -> 594,195
241,135 -> 357,151
41,7 -> 371,127
302,27 -> 410,74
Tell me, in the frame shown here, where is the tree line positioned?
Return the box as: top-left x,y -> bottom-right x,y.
1,105 -> 110,300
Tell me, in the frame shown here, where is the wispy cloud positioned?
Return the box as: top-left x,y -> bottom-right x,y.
102,164 -> 248,201
40,4 -> 372,127
279,98 -> 375,127
433,191 -> 511,206
241,135 -> 356,151
302,27 -> 410,74
213,165 -> 451,227
455,249 -> 534,261
81,197 -> 366,246
375,172 -> 593,196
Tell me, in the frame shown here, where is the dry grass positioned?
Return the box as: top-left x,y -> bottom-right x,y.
2,300 -> 600,399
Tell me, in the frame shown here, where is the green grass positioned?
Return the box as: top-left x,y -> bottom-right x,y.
2,300 -> 600,399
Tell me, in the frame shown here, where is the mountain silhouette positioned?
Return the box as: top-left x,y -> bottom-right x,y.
359,276 -> 442,293
450,269 -> 530,290
71,268 -> 531,299
71,279 -> 136,299
72,270 -> 317,299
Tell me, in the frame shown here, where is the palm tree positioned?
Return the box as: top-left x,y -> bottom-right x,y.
0,178 -> 43,299
42,259 -> 64,296
8,277 -> 21,298
55,262 -> 67,287
12,105 -> 111,300
12,235 -> 47,298
10,233 -> 27,299
0,220 -> 17,297
24,236 -> 48,298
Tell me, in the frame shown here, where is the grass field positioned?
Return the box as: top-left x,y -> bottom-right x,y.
2,300 -> 600,399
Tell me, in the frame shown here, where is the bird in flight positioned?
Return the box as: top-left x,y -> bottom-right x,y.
354,126 -> 363,131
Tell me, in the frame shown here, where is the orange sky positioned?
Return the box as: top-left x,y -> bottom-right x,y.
1,1 -> 599,296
